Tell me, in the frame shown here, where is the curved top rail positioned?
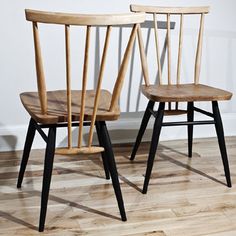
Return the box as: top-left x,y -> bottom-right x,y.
25,9 -> 146,25
130,5 -> 210,15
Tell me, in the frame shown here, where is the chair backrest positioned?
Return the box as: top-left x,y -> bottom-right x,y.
25,9 -> 145,154
131,5 -> 209,86
131,5 -> 209,114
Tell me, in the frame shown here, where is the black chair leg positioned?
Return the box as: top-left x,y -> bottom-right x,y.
130,100 -> 155,160
95,121 -> 110,180
39,127 -> 57,232
143,102 -> 165,194
99,121 -> 127,221
17,118 -> 36,188
187,102 -> 194,158
212,101 -> 231,187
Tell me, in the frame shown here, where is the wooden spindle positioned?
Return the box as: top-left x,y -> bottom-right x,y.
167,13 -> 171,85
153,13 -> 162,85
167,14 -> 172,111
109,24 -> 138,112
65,25 -> 72,149
177,14 -> 184,84
175,14 -> 184,112
78,26 -> 91,148
32,22 -> 47,114
137,24 -> 150,86
195,13 -> 205,84
88,26 -> 111,147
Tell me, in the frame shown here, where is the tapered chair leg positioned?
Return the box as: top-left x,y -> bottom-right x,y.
17,118 -> 36,188
187,102 -> 194,158
99,121 -> 127,221
39,127 -> 57,232
95,122 -> 110,180
212,101 -> 231,187
143,102 -> 165,194
130,100 -> 155,161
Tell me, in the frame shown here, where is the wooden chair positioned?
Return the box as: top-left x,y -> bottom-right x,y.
130,5 -> 233,194
17,9 -> 145,231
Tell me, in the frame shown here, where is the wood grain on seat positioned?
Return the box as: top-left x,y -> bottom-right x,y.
142,84 -> 232,102
20,90 -> 120,124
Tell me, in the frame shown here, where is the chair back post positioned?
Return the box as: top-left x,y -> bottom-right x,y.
109,23 -> 138,112
32,21 -> 47,115
177,13 -> 184,85
153,13 -> 162,85
78,26 -> 91,148
65,24 -> 73,149
137,24 -> 150,86
194,13 -> 205,85
166,13 -> 172,85
87,25 -> 111,147
25,9 -> 145,154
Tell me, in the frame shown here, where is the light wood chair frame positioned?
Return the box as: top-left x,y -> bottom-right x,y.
17,9 -> 145,232
130,5 -> 232,194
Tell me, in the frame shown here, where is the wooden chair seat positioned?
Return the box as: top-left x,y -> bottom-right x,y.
142,83 -> 232,102
20,89 -> 120,124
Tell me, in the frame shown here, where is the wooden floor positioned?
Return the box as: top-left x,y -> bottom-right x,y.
0,137 -> 236,235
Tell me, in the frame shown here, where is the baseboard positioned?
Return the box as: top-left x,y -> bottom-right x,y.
0,113 -> 236,152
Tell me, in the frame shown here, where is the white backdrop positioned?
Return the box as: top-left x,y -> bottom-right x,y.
0,0 -> 236,151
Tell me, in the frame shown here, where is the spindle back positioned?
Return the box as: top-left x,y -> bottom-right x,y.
26,9 -> 145,154
131,5 -> 209,86
131,5 -> 209,113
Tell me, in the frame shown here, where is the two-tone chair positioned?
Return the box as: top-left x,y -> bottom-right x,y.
17,9 -> 145,231
130,5 -> 232,193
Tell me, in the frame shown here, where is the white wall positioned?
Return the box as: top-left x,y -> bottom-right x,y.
0,0 -> 236,151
